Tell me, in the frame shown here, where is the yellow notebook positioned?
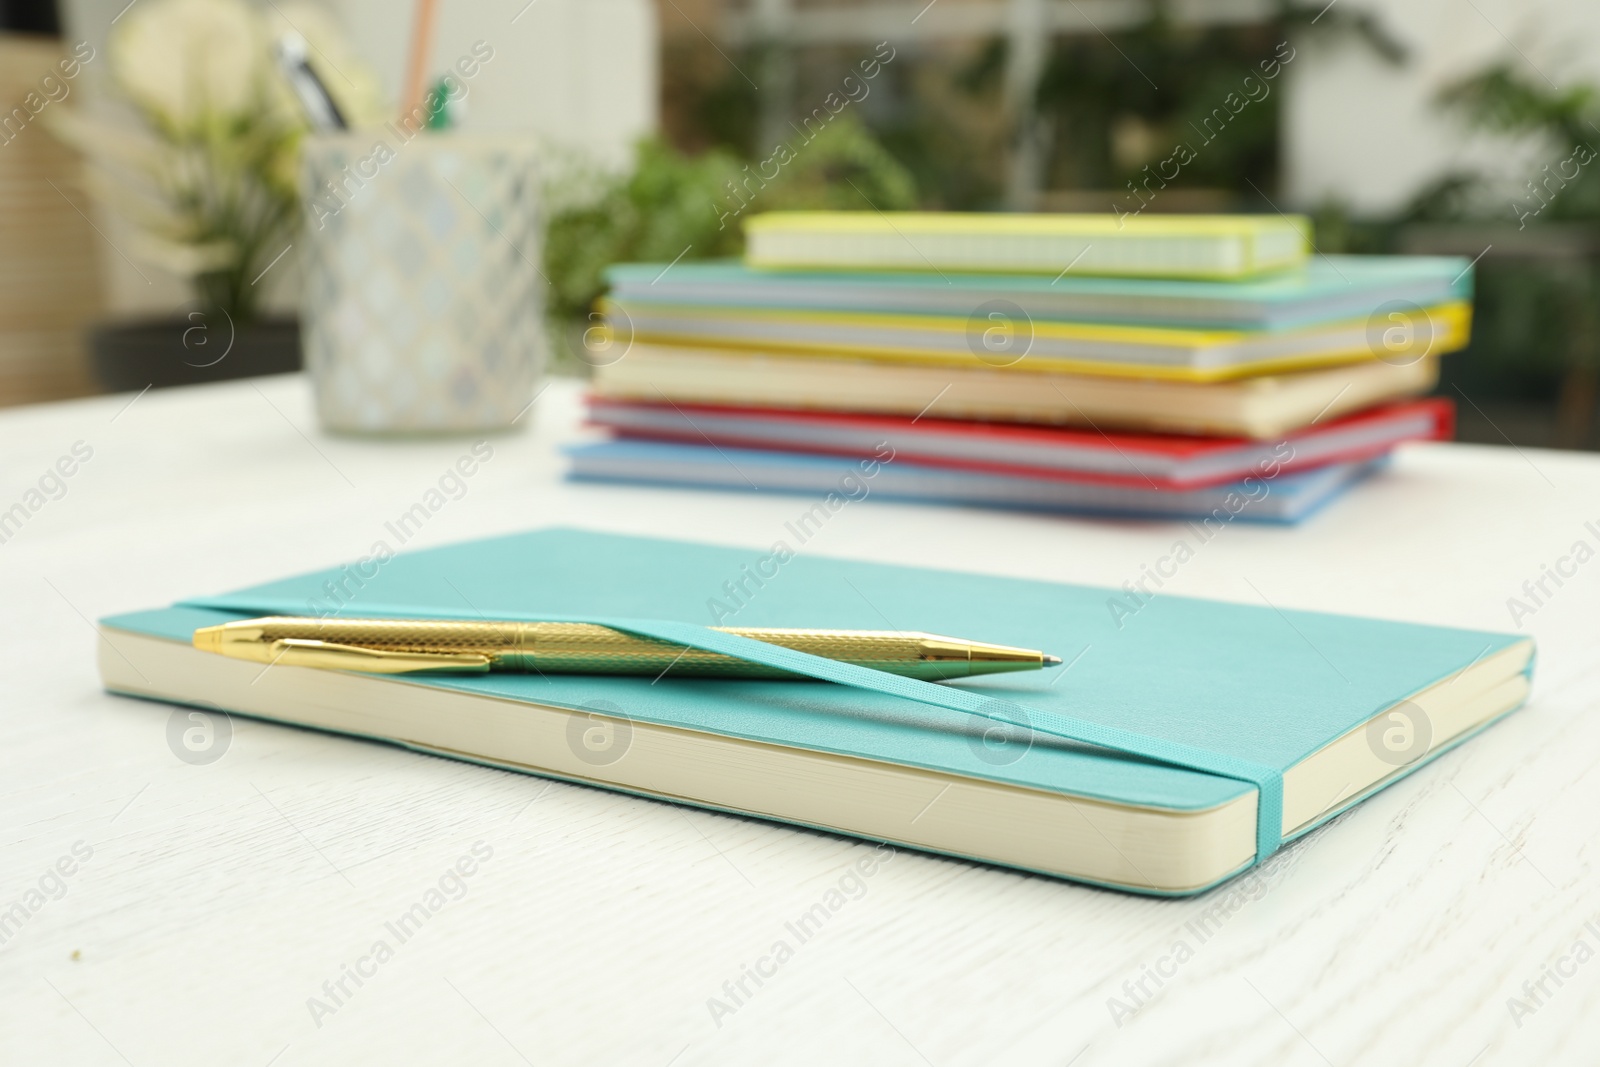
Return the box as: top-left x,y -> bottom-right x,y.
744,211 -> 1310,279
602,299 -> 1470,383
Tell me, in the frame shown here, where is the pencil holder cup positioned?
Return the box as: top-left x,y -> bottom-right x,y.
299,132 -> 543,434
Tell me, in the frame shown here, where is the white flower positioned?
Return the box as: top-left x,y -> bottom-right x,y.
111,0 -> 267,130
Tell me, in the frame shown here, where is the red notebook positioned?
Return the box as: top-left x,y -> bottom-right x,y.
586,396 -> 1454,490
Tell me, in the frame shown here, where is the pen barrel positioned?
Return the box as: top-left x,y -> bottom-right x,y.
521,626 -> 1007,680
232,619 -> 1042,680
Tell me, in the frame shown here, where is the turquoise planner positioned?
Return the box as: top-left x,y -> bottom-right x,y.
97,529 -> 1532,895
604,255 -> 1473,331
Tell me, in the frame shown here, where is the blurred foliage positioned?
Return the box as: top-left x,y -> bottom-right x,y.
542,140 -> 743,325
1029,27 -> 1285,194
1452,66 -> 1598,404
1310,63 -> 1600,410
1023,0 -> 1403,198
658,38 -> 764,157
543,113 -> 916,325
1440,66 -> 1597,145
1309,205 -> 1597,405
48,0 -> 384,325
660,1 -> 1403,214
874,58 -> 1008,210
662,37 -> 1009,211
1457,262 -> 1592,399
1437,65 -> 1600,222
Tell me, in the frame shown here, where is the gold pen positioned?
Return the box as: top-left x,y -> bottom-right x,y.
192,617 -> 1062,682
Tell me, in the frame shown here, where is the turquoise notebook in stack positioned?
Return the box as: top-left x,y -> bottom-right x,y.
605,255 -> 1473,330
97,529 -> 1532,896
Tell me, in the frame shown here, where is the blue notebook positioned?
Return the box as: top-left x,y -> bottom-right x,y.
567,440 -> 1380,524
97,529 -> 1532,895
605,256 -> 1473,331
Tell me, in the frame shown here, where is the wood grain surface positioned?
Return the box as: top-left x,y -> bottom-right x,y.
1,375 -> 1596,1065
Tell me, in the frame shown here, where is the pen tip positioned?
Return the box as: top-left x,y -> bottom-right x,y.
1041,654 -> 1063,666
192,625 -> 223,655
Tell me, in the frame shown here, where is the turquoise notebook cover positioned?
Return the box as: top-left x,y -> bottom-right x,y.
100,528 -> 1529,894
605,256 -> 1473,330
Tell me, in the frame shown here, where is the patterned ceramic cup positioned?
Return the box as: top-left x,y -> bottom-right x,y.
299,132 -> 543,433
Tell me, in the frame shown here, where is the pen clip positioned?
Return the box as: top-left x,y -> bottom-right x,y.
267,639 -> 492,674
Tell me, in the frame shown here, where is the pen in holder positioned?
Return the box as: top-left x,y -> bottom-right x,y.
299,132 -> 543,433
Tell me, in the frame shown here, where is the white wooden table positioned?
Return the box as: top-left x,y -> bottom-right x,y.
2,374 -> 1598,1066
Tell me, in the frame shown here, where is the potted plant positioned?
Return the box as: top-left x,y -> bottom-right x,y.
51,0 -> 380,390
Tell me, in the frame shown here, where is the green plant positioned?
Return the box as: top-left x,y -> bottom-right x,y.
542,113 -> 918,325
49,0 -> 380,325
1440,66 -> 1597,144
542,140 -> 745,326
660,38 -> 1008,211
1024,0 -> 1404,199
1438,64 -> 1600,222
1407,62 -> 1600,445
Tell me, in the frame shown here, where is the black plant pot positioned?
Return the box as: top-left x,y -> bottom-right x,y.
89,315 -> 302,392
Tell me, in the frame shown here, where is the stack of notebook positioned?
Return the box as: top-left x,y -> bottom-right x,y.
573,212 -> 1473,522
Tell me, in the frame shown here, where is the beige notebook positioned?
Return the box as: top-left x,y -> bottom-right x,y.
592,344 -> 1440,439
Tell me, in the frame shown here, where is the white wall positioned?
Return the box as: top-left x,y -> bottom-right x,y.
320,0 -> 657,168
60,0 -> 658,315
1283,0 -> 1600,216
